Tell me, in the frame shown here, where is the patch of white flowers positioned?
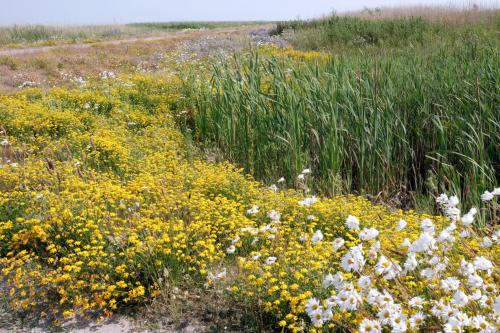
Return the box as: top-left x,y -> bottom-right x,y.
304,191 -> 499,332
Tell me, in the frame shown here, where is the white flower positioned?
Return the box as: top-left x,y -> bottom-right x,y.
298,196 -> 317,207
452,290 -> 469,307
467,274 -> 484,288
246,205 -> 259,215
0,139 -> 8,146
448,195 -> 460,207
431,300 -> 447,318
251,253 -> 261,260
468,207 -> 478,215
390,313 -> 407,332
368,241 -> 380,259
358,275 -> 372,289
375,291 -> 395,309
473,256 -> 493,272
306,214 -> 315,220
322,273 -> 335,288
478,295 -> 492,309
483,283 -> 496,294
436,193 -> 449,205
459,230 -> 470,238
265,256 -> 277,265
443,321 -> 463,333
494,295 -> 500,315
332,238 -> 345,251
420,219 -> 435,233
460,213 -> 474,226
492,187 -> 500,196
267,210 -> 281,222
297,174 -> 305,181
321,308 -> 333,322
311,230 -> 324,243
341,244 -> 365,272
336,288 -> 362,311
396,219 -> 407,231
309,310 -> 324,326
441,277 -> 460,291
366,289 -> 381,306
403,253 -> 418,271
420,267 -> 436,279
470,289 -> 482,300
268,184 -> 278,192
408,296 -> 424,309
301,168 -> 311,174
359,227 -> 379,241
375,256 -> 392,275
346,215 -> 360,231
445,206 -> 461,221
377,304 -> 398,324
471,315 -> 492,332
277,177 -> 285,183
383,264 -> 401,280
226,245 -> 236,254
409,312 -> 425,328
305,297 -> 322,316
480,237 -> 493,248
359,318 -> 381,333
481,191 -> 494,201
409,232 -> 436,253
331,272 -> 345,290
401,238 -> 411,248
438,229 -> 455,243
459,259 -> 476,276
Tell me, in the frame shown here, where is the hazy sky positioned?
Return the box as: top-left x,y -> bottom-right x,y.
0,0 -> 493,25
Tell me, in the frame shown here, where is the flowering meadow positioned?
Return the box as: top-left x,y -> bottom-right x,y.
0,16 -> 499,333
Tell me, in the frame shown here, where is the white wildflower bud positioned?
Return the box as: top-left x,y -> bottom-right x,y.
396,219 -> 407,231
481,191 -> 494,201
480,237 -> 493,248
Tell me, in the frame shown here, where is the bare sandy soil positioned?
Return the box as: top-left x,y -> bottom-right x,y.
0,316 -> 203,333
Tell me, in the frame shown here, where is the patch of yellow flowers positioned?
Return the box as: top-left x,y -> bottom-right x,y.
0,65 -> 498,332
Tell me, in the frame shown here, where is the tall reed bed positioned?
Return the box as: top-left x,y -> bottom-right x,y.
191,38 -> 499,217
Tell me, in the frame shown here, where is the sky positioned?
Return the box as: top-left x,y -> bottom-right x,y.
0,0 -> 494,25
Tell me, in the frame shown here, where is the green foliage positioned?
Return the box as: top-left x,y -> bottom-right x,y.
191,20 -> 500,219
273,13 -> 500,52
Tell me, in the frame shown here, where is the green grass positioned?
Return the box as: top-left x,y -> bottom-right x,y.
189,14 -> 500,219
272,10 -> 500,52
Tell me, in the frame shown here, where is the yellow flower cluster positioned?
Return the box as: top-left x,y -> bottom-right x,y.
258,45 -> 331,62
0,65 -> 497,332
